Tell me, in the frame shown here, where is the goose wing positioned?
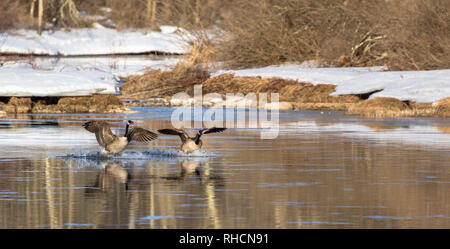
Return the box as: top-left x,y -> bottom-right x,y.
99,125 -> 117,146
83,121 -> 108,133
199,127 -> 227,135
83,121 -> 116,147
157,128 -> 189,142
127,128 -> 158,142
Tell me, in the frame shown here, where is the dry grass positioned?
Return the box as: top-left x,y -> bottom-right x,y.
346,97 -> 447,117
120,63 -> 210,99
294,103 -> 352,111
52,94 -> 127,113
121,65 -> 359,110
0,95 -> 128,113
202,73 -> 359,105
364,123 -> 405,132
5,96 -> 32,113
347,97 -> 410,117
435,97 -> 450,116
121,64 -> 450,117
57,94 -> 123,106
436,126 -> 450,134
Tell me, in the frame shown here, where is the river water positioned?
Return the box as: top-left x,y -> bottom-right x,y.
0,107 -> 449,229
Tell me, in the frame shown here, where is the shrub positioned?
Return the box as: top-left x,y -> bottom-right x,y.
213,0 -> 450,70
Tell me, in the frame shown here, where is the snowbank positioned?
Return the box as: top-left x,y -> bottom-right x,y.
331,70 -> 450,103
213,64 -> 387,84
0,63 -> 119,96
0,24 -> 190,56
27,55 -> 181,77
214,64 -> 450,103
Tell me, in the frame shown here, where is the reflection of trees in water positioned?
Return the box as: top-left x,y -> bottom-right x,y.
1,134 -> 450,228
159,159 -> 225,228
79,158 -> 225,228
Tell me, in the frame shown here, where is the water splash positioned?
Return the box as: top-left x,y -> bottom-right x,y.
60,149 -> 213,169
57,148 -> 217,160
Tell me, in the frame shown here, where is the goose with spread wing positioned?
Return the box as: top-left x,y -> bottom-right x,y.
83,120 -> 158,154
157,127 -> 226,153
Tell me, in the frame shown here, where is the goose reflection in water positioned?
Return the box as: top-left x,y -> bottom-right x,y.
85,162 -> 130,195
162,159 -> 224,186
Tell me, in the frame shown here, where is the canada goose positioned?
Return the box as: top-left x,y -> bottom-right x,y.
83,120 -> 158,154
157,127 -> 226,153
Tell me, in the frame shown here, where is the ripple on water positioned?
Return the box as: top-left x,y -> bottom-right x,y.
259,182 -> 322,188
287,221 -> 352,225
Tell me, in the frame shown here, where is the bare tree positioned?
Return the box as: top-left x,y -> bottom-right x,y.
37,0 -> 43,35
146,0 -> 157,28
57,0 -> 79,27
30,0 -> 37,21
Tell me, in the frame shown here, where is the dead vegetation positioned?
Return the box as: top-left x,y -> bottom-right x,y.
119,63 -> 358,110
120,64 -> 450,117
213,0 -> 450,70
346,97 -> 442,117
434,97 -> 450,117
0,0 -> 29,30
106,0 -> 229,31
436,126 -> 450,134
2,0 -> 448,70
0,0 -> 229,31
201,73 -> 359,107
120,63 -> 210,99
364,123 -> 405,132
0,94 -> 128,113
347,97 -> 411,116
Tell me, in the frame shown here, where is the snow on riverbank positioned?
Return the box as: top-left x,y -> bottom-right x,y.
213,64 -> 387,84
214,64 -> 450,103
0,24 -> 190,56
22,55 -> 181,77
332,70 -> 450,103
0,63 -> 119,96
0,23 -> 186,97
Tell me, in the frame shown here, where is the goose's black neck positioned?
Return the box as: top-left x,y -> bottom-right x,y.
194,133 -> 202,145
124,123 -> 129,137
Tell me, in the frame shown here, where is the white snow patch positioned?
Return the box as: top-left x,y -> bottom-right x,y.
23,56 -> 181,77
213,64 -> 386,84
0,63 -> 119,96
0,24 -> 190,56
332,70 -> 450,103
213,64 -> 450,103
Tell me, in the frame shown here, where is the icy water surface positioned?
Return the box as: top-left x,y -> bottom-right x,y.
0,107 -> 449,228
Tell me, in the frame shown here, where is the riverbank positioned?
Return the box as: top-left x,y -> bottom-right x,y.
0,94 -> 129,115
119,63 -> 450,117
